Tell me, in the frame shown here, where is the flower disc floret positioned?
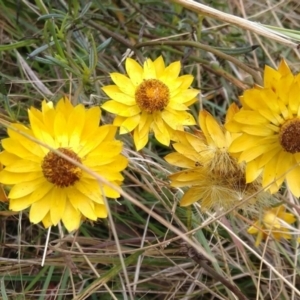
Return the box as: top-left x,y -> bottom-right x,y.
279,118 -> 300,153
135,79 -> 170,113
42,148 -> 82,187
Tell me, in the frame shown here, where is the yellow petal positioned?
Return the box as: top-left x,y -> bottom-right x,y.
242,89 -> 270,111
42,212 -> 52,228
241,125 -> 275,136
206,113 -> 226,148
138,111 -> 152,133
6,125 -> 45,158
50,188 -> 67,225
102,85 -> 136,106
199,111 -> 210,142
41,106 -> 56,134
29,106 -> 44,123
113,115 -> 126,127
185,132 -> 207,153
263,212 -> 281,229
171,89 -> 199,104
229,134 -> 260,153
56,97 -> 74,117
134,112 -> 152,149
152,116 -> 170,146
81,106 -> 102,140
28,111 -> 55,150
28,181 -> 54,203
234,110 -> 268,125
143,58 -> 156,79
85,141 -> 123,166
225,103 -> 239,123
225,119 -> 244,133
288,80 -> 300,114
74,179 -> 102,203
9,177 -> 46,199
94,203 -> 108,218
280,212 -> 296,224
4,159 -> 41,173
110,73 -> 136,95
164,152 -> 196,168
180,187 -> 202,206
54,111 -> 68,147
177,74 -> 194,90
101,183 -> 121,198
134,127 -> 149,150
125,58 -> 143,86
1,139 -> 32,161
167,101 -> 189,111
238,143 -> 277,163
245,159 -> 262,183
78,126 -> 113,157
162,109 -> 196,129
169,169 -> 206,186
119,114 -> 140,134
159,61 -> 181,82
262,156 -> 280,192
278,58 -> 292,76
258,109 -> 283,126
254,231 -> 264,246
68,188 -> 97,220
153,56 -> 165,75
62,201 -> 81,231
264,64 -> 281,88
286,164 -> 300,197
102,100 -> 140,117
0,170 -> 43,184
9,195 -> 37,211
0,151 -> 19,165
167,79 -> 184,94
172,141 -> 205,163
247,222 -> 259,234
67,104 -> 86,147
29,195 -> 52,224
274,151 -> 293,187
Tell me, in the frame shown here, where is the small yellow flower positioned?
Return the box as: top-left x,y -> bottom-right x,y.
0,98 -> 128,231
226,59 -> 300,196
101,56 -> 198,150
247,205 -> 300,246
165,104 -> 272,211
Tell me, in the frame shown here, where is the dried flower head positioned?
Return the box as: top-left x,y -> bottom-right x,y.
165,104 -> 274,212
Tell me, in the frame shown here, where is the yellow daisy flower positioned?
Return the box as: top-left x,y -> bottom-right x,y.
0,98 -> 128,231
226,59 -> 300,196
101,56 -> 198,150
165,104 -> 273,211
247,205 -> 300,246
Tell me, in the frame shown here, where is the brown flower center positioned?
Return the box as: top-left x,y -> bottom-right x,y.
42,148 -> 82,187
279,118 -> 300,153
135,79 -> 170,113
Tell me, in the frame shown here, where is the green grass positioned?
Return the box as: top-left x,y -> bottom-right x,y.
0,0 -> 300,299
